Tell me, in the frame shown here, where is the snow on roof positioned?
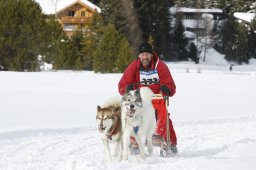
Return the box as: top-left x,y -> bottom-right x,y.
183,31 -> 196,39
234,12 -> 255,23
35,0 -> 101,15
170,7 -> 223,15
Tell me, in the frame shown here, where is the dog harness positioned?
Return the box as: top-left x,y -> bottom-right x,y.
133,126 -> 139,134
125,114 -> 142,136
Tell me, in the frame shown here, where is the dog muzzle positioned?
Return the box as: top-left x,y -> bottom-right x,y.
126,109 -> 135,118
98,124 -> 106,131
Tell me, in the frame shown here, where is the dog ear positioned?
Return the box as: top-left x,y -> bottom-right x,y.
111,106 -> 120,114
97,105 -> 101,111
135,88 -> 140,97
125,84 -> 134,93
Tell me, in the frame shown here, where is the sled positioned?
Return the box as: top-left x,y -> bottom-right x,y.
134,80 -> 175,157
152,93 -> 173,157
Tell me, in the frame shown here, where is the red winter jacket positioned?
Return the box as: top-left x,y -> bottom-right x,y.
118,52 -> 176,96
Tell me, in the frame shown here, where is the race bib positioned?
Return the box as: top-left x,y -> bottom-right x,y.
140,69 -> 160,85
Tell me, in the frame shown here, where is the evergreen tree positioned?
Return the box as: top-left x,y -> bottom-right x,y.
98,0 -> 126,35
80,13 -> 105,70
42,16 -> 67,64
115,37 -> 134,72
40,16 -> 82,70
93,24 -> 120,73
171,18 -> 188,61
222,15 -> 249,64
133,0 -> 174,59
249,19 -> 256,58
97,0 -> 174,58
0,0 -> 48,71
51,38 -> 78,70
189,42 -> 199,63
235,24 -> 249,64
212,18 -> 225,54
93,24 -> 133,73
80,31 -> 97,70
70,31 -> 83,70
222,16 -> 237,62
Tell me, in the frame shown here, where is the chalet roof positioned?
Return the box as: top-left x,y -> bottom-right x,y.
234,12 -> 255,23
170,7 -> 223,15
35,0 -> 101,15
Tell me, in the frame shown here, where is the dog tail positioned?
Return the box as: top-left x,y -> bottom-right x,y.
101,96 -> 122,108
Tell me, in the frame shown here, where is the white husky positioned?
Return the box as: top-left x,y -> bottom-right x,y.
121,87 -> 156,160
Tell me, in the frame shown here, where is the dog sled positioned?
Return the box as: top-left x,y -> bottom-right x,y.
131,80 -> 177,157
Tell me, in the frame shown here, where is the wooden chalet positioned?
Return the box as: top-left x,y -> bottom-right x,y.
36,0 -> 101,37
56,0 -> 100,37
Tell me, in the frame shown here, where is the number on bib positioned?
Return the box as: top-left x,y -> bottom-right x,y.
140,70 -> 159,85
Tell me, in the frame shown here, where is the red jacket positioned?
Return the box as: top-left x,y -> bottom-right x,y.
118,52 -> 176,96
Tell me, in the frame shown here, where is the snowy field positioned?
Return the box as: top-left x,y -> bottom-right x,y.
1,63 -> 256,170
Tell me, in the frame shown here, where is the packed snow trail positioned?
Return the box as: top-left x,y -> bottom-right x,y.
1,115 -> 256,170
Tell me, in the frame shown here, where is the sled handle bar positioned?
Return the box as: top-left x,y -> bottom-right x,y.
130,80 -> 170,105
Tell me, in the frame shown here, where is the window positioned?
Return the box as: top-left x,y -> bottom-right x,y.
81,11 -> 85,17
63,24 -> 76,31
68,11 -> 75,16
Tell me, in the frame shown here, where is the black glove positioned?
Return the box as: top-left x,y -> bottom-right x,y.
126,84 -> 134,92
161,85 -> 171,95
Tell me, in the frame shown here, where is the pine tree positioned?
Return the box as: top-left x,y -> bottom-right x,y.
51,38 -> 78,70
115,37 -> 134,72
171,18 -> 188,61
68,31 -> 83,70
42,16 -> 67,64
222,16 -> 237,62
93,24 -> 120,73
133,0 -> 174,58
98,0 -> 126,35
0,0 -> 71,71
93,24 -> 133,73
189,42 -> 199,63
235,24 -> 249,64
80,13 -> 105,70
0,0 -> 48,71
80,32 -> 97,70
222,15 -> 250,64
249,18 -> 256,58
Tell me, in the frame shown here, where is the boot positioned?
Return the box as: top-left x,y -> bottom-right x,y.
161,144 -> 178,157
129,137 -> 139,155
129,145 -> 139,155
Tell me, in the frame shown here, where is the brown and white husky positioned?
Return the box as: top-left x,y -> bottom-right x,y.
96,97 -> 122,161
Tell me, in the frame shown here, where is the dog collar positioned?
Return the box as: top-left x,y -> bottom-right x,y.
99,122 -> 120,140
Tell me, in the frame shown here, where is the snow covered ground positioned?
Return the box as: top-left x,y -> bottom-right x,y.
1,61 -> 256,170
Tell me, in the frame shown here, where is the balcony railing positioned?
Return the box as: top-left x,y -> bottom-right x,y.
60,16 -> 91,24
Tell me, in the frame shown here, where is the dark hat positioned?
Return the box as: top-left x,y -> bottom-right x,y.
138,42 -> 153,55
